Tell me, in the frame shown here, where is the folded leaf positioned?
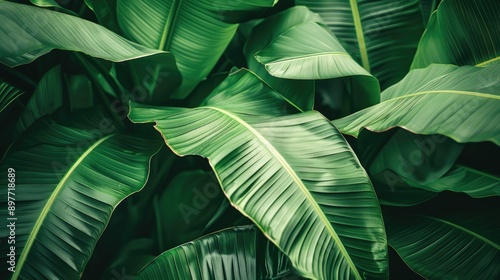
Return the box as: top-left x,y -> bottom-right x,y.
0,2 -> 170,67
136,226 -> 296,280
245,6 -> 379,112
387,212 -> 500,279
333,63 -> 500,144
412,0 -> 500,68
129,69 -> 388,279
244,6 -> 321,111
0,110 -> 162,279
297,0 -> 425,89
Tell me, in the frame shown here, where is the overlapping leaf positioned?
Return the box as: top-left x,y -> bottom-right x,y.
245,6 -> 379,112
136,226 -> 297,280
297,0 -> 425,89
333,63 -> 500,144
0,110 -> 162,279
0,2 -> 170,67
129,69 -> 388,279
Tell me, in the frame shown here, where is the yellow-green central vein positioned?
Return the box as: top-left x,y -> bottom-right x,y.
350,0 -> 370,72
205,106 -> 362,280
13,134 -> 114,280
263,52 -> 351,65
476,56 -> 500,67
158,0 -> 182,51
389,89 -> 500,102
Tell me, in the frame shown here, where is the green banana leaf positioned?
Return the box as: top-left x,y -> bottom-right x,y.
129,69 -> 388,279
244,6 -> 320,111
0,2 -> 171,67
0,110 -> 162,279
412,0 -> 500,68
13,65 -> 63,139
333,63 -> 500,145
136,226 -> 298,280
116,0 -> 277,98
296,0 -> 425,90
387,212 -> 500,279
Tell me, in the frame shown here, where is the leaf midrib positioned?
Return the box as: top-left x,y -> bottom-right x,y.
13,134 -> 115,279
205,106 -> 362,280
158,0 -> 183,51
389,90 -> 500,102
258,52 -> 351,65
349,0 -> 370,72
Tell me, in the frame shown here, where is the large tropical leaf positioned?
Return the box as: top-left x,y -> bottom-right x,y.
129,69 -> 388,279
244,6 -> 320,111
0,2 -> 172,67
387,212 -> 500,279
333,63 -> 500,144
116,0 -> 277,98
296,0 -> 425,89
136,226 -> 297,280
411,0 -> 500,68
13,65 -> 63,138
0,110 -> 162,279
